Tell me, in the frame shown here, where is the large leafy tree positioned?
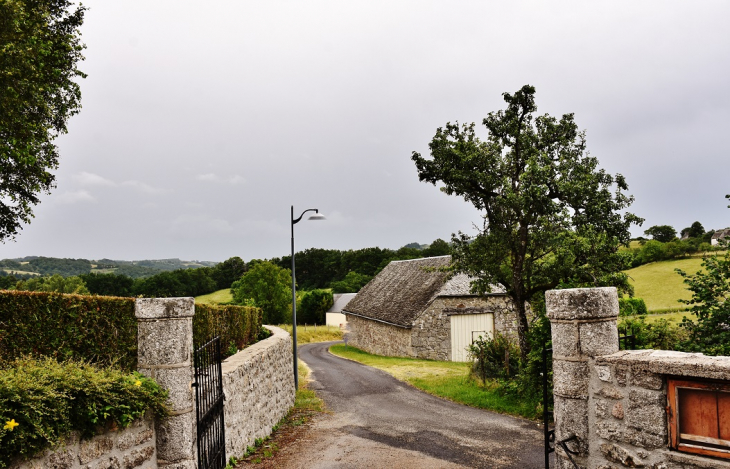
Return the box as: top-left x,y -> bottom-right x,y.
0,0 -> 86,241
677,197 -> 730,355
412,85 -> 642,358
644,225 -> 676,243
231,261 -> 292,324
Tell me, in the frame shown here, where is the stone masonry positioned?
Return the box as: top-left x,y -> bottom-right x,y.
221,325 -> 296,458
346,314 -> 412,358
11,413 -> 157,469
547,287 -> 730,469
136,298 -> 196,469
412,295 -> 519,361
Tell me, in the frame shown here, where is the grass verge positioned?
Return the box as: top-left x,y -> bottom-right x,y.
276,324 -> 343,344
195,288 -> 233,305
329,344 -> 540,420
233,361 -> 325,467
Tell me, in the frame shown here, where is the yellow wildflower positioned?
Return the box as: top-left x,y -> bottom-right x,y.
134,380 -> 142,387
4,419 -> 19,431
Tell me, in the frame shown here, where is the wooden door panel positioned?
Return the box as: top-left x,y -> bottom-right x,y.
679,388 -> 719,439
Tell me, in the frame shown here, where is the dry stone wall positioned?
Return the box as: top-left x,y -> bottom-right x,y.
345,315 -> 412,357
221,325 -> 296,458
547,287 -> 730,469
11,415 -> 156,469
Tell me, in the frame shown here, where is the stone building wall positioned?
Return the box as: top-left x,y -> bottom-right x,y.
346,315 -> 412,357
547,287 -> 730,469
411,295 -> 519,361
11,414 -> 157,469
221,325 -> 296,458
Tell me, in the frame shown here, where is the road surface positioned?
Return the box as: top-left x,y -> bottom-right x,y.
267,341 -> 548,469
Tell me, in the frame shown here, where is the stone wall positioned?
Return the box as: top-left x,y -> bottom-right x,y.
11,414 -> 156,469
346,315 -> 412,357
412,295 -> 519,361
547,287 -> 730,469
221,325 -> 296,458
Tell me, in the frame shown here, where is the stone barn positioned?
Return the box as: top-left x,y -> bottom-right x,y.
342,255 -> 518,361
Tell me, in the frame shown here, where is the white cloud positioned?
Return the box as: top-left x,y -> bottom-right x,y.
196,173 -> 246,185
74,172 -> 116,186
121,180 -> 169,195
55,190 -> 96,204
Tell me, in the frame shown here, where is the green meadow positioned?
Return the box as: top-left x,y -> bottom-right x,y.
624,257 -> 704,312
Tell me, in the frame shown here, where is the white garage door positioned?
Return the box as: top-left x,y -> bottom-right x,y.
450,313 -> 494,362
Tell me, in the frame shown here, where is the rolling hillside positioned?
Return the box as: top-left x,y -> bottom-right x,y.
624,257 -> 705,312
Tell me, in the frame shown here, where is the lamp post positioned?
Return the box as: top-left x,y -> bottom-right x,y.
291,206 -> 325,389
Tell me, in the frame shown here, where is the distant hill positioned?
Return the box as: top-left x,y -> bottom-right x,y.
0,256 -> 218,278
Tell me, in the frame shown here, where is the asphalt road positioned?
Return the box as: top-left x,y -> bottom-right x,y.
284,341 -> 548,469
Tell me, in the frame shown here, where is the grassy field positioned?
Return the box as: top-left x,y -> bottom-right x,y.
624,257 -> 705,312
277,324 -> 343,344
329,344 -> 540,419
195,288 -> 233,304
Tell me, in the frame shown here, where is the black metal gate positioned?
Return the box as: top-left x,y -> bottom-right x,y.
542,329 -> 635,468
193,336 -> 226,469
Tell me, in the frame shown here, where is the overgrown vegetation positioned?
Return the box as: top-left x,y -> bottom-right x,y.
276,324 -> 343,344
0,291 -> 137,371
192,304 -> 263,359
677,247 -> 730,355
0,357 -> 169,468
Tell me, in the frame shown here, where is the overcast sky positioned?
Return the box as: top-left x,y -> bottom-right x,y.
3,1 -> 730,262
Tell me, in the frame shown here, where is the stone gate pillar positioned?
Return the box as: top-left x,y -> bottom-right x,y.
545,287 -> 619,469
136,297 -> 197,469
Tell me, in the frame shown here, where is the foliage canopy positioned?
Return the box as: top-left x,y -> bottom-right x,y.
231,261 -> 292,324
412,85 -> 642,357
0,0 -> 86,241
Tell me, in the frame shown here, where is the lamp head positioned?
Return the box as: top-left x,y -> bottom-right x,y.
308,212 -> 326,221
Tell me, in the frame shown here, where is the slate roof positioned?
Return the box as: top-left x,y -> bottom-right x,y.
712,228 -> 730,240
342,256 -> 505,327
327,293 -> 356,313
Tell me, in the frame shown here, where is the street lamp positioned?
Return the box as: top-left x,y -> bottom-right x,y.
291,206 -> 325,389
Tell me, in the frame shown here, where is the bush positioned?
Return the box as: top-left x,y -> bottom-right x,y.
618,297 -> 648,317
468,332 -> 520,381
0,357 -> 169,467
193,304 -> 263,359
0,291 -> 137,371
618,316 -> 688,350
298,290 -> 333,325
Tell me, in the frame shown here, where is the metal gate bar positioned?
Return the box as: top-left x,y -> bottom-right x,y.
194,336 -> 226,469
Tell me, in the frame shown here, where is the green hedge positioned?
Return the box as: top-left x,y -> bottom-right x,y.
618,297 -> 648,317
0,291 -> 137,371
0,357 -> 169,468
193,304 -> 263,359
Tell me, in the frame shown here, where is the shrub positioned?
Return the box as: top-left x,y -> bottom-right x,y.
298,290 -> 333,325
468,332 -> 520,381
0,357 -> 169,467
193,304 -> 263,359
618,297 -> 648,317
0,291 -> 137,371
618,316 -> 688,350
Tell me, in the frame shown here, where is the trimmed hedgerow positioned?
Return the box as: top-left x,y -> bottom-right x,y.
0,291 -> 137,371
0,357 -> 169,468
193,304 -> 263,358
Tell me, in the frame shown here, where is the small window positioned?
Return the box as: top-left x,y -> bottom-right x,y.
668,378 -> 730,459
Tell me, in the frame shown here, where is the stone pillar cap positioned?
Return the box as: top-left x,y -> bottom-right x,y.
545,287 -> 618,320
135,297 -> 195,319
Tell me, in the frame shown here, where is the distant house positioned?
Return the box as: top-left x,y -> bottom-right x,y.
711,228 -> 730,246
326,293 -> 356,327
342,256 -> 518,362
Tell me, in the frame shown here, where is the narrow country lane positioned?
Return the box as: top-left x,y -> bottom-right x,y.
269,341 -> 548,469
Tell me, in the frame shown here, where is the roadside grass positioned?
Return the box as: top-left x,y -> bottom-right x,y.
625,257 -> 704,312
195,288 -> 233,305
233,361 -> 325,467
329,344 -> 540,420
277,324 -> 343,343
